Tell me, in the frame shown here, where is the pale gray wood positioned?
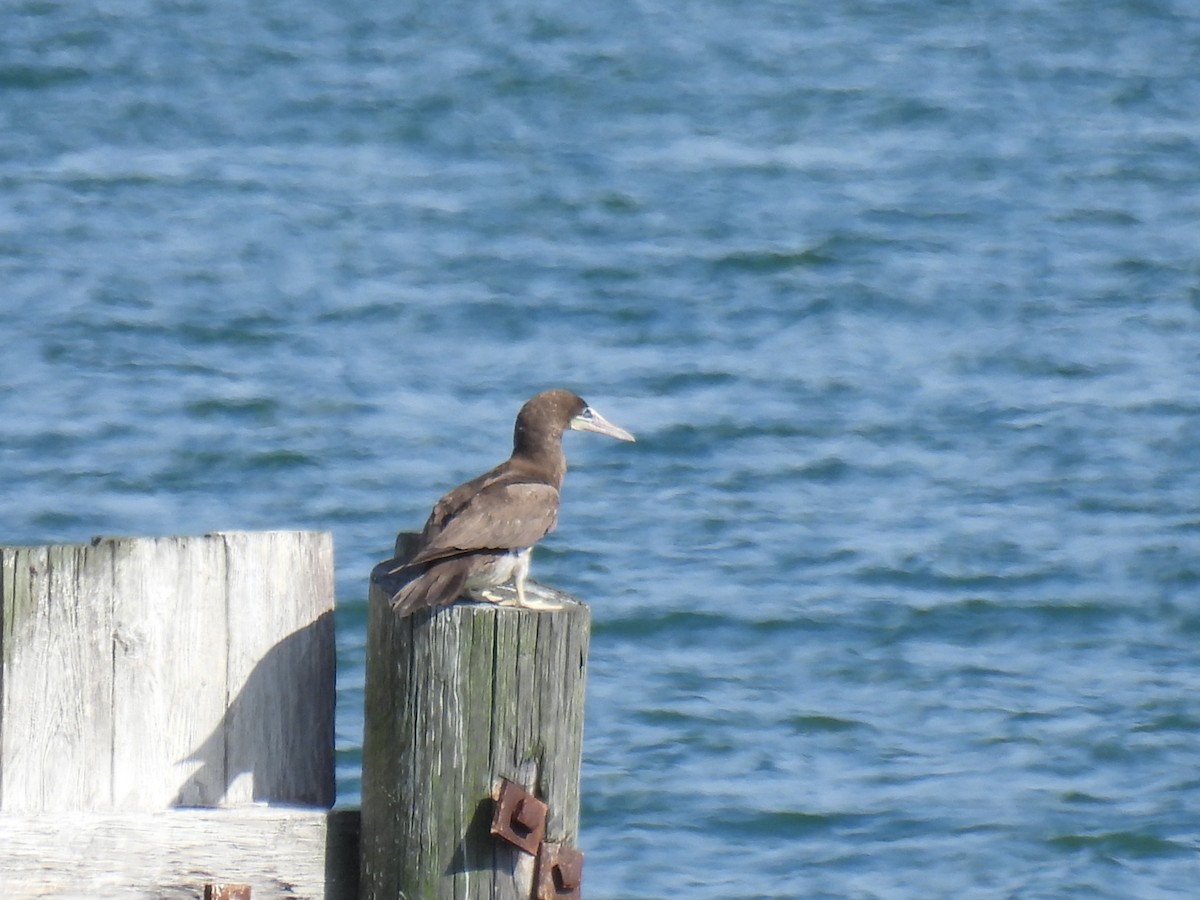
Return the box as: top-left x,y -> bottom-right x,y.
360,580 -> 590,900
221,530 -> 336,806
110,535 -> 229,808
0,808 -> 359,900
1,543 -> 115,811
0,531 -> 335,812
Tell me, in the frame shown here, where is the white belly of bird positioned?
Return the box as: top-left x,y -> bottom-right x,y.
463,547 -> 531,597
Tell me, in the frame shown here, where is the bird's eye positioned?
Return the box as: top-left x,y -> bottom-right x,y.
580,408 -> 594,420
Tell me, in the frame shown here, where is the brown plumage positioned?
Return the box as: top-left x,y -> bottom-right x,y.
388,389 -> 635,616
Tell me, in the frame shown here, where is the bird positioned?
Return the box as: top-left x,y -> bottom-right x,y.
387,389 -> 635,616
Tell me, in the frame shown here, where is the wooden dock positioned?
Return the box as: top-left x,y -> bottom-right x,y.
0,808 -> 359,900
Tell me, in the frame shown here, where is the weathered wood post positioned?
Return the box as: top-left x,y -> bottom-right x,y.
0,531 -> 356,899
360,552 -> 590,900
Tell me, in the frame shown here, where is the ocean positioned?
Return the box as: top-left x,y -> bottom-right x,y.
3,0 -> 1200,896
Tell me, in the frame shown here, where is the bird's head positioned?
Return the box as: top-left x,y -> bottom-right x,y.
514,389 -> 635,454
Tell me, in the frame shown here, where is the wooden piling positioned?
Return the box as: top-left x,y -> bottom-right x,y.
360,570 -> 590,900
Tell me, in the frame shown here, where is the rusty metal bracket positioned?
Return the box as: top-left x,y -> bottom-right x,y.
536,842 -> 584,900
490,778 -> 548,855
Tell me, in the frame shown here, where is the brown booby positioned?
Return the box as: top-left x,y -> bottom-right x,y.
387,389 -> 635,616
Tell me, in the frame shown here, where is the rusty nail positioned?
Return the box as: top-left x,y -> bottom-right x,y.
513,797 -> 544,835
554,852 -> 583,889
490,778 -> 548,855
536,843 -> 584,899
204,886 -> 251,900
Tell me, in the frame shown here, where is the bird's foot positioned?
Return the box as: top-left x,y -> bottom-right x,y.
477,588 -> 522,606
515,580 -> 563,611
467,584 -> 563,611
514,594 -> 564,611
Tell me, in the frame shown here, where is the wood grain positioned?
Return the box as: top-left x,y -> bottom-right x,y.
0,808 -> 359,899
360,580 -> 590,900
0,531 -> 335,811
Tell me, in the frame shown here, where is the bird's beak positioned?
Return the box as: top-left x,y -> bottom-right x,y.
570,406 -> 636,442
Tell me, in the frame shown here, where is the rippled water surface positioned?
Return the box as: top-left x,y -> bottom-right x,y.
4,1 -> 1200,896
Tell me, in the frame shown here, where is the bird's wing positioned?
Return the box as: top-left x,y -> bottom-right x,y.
407,481 -> 560,565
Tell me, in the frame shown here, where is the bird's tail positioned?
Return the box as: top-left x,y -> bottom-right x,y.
389,562 -> 471,617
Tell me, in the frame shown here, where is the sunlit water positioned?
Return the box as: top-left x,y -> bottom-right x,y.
4,1 -> 1200,896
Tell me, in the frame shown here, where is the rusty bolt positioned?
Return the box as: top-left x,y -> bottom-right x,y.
204,885 -> 251,900
513,797 -> 544,836
490,778 -> 548,855
536,843 -> 584,899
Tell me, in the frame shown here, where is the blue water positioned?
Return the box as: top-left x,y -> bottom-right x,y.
5,0 -> 1200,896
